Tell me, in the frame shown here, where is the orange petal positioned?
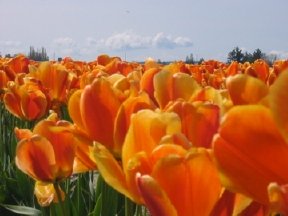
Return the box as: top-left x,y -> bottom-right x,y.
20,88 -> 47,120
68,89 -> 86,132
3,88 -> 23,119
226,74 -> 269,105
154,71 -> 201,109
167,101 -> 219,148
93,142 -> 132,200
269,71 -> 288,143
33,120 -> 75,180
151,148 -> 221,216
16,135 -> 56,182
114,92 -> 155,156
136,174 -> 177,216
125,152 -> 152,203
213,105 -> 288,204
140,68 -> 160,104
34,182 -> 65,207
14,128 -> 33,140
80,78 -> 121,150
122,109 -> 181,170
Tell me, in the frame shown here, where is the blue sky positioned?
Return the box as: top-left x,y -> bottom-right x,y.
1,0 -> 288,62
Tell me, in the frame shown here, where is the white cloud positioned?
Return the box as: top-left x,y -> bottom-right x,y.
53,37 -> 76,47
87,31 -> 193,51
268,50 -> 288,59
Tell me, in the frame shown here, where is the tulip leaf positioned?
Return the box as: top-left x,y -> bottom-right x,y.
0,204 -> 41,215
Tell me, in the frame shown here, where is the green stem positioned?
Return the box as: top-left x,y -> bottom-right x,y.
53,182 -> 66,216
125,197 -> 135,216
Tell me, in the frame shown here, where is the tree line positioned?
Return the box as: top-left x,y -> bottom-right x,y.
186,46 -> 278,65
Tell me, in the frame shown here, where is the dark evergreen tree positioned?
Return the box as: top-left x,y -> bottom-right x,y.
227,46 -> 245,63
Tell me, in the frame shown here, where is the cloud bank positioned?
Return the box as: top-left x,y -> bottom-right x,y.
86,31 -> 193,51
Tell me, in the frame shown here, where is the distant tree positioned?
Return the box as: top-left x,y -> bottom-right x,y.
243,51 -> 253,63
227,47 -> 245,63
5,54 -> 11,58
28,46 -> 49,61
185,53 -> 195,64
198,58 -> 205,64
252,48 -> 265,61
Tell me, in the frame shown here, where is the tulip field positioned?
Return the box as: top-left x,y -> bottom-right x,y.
0,54 -> 288,215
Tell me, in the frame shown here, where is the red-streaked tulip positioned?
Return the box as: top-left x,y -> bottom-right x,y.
3,77 -> 48,120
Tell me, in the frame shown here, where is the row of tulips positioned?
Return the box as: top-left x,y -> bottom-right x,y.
0,54 -> 288,215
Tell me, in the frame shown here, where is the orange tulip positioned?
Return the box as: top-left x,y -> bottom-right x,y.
93,109 -> 183,203
166,100 -> 220,148
154,70 -> 201,109
69,77 -> 121,154
3,76 -> 48,120
226,74 -> 269,105
29,61 -> 78,105
136,147 -> 222,216
15,113 -> 96,182
213,105 -> 288,205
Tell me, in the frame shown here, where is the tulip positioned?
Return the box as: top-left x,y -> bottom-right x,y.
154,70 -> 201,109
136,147 -> 222,216
3,76 -> 48,120
93,109 -> 183,203
226,74 -> 269,105
166,100 -> 219,148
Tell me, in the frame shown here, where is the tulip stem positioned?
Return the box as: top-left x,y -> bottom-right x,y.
125,197 -> 135,216
53,182 -> 66,216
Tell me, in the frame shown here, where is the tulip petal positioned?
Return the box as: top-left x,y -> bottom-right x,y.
136,174 -> 177,216
122,109 -> 181,170
151,148 -> 221,216
114,92 -> 155,155
80,78 -> 121,150
16,135 -> 56,182
269,71 -> 288,143
213,105 -> 288,204
34,182 -> 65,207
93,142 -> 132,200
167,101 -> 219,148
68,89 -> 86,132
226,74 -> 269,105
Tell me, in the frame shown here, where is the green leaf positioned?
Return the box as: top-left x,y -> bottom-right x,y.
0,204 -> 41,215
